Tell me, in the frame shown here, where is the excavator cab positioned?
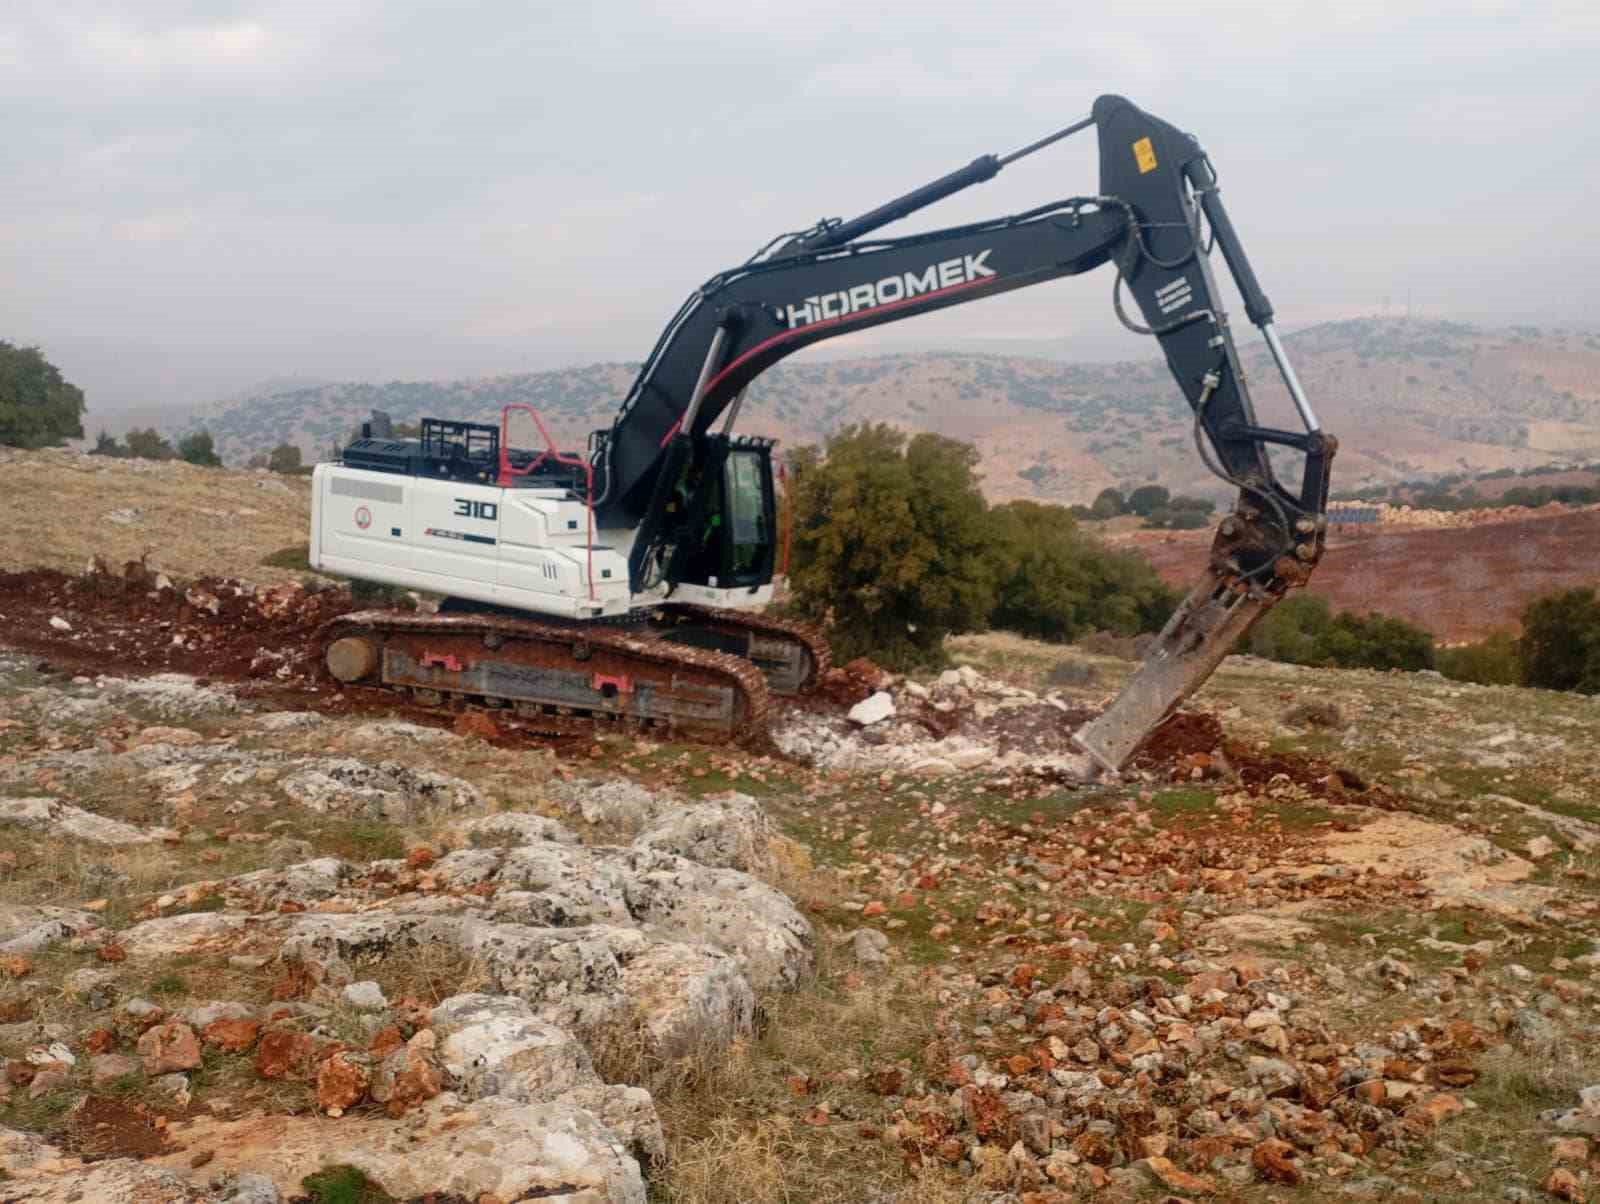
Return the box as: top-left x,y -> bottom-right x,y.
660,435 -> 778,593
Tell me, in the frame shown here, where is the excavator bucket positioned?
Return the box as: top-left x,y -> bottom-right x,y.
1072,569 -> 1276,775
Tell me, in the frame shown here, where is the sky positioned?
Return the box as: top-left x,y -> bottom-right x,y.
2,0 -> 1597,415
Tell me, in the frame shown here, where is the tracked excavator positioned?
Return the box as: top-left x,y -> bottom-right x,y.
309,94 -> 1336,772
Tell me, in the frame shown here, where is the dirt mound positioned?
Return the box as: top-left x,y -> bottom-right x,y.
61,1094 -> 172,1159
0,562 -> 355,681
816,656 -> 891,706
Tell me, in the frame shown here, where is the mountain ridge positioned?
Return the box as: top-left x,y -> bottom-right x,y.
186,317 -> 1600,504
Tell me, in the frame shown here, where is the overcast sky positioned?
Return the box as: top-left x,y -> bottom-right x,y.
3,0 -> 1597,414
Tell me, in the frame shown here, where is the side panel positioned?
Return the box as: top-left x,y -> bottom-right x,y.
315,466 -> 411,570
410,477 -> 502,586
312,465 -> 632,619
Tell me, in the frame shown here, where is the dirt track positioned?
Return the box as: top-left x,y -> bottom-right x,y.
1126,506 -> 1600,641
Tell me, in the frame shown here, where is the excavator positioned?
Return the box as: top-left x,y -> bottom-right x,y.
309,94 -> 1336,773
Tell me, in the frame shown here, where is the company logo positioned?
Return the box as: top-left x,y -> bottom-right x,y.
782,250 -> 996,330
354,505 -> 372,529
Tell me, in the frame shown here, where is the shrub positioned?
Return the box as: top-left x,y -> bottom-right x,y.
124,427 -> 175,461
1247,594 -> 1435,671
177,429 -> 222,467
987,501 -> 1177,643
1436,631 -> 1521,686
1519,588 -> 1600,693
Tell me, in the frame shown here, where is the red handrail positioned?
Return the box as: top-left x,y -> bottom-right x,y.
496,404 -> 598,601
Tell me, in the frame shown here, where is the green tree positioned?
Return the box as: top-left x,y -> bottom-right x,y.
90,429 -> 124,457
1519,588 -> 1600,693
789,424 -> 994,670
0,342 -> 86,448
988,500 -> 1176,642
1088,487 -> 1126,520
177,429 -> 222,467
1126,484 -> 1170,517
124,427 -> 176,460
1168,495 -> 1215,515
268,442 -> 304,473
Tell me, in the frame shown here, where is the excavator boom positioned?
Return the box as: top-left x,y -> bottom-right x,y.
593,94 -> 1335,768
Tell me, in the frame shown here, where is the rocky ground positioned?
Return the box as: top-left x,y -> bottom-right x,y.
3,571 -> 1600,1202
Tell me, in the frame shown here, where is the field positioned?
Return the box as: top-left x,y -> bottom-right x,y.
1122,506 -> 1600,641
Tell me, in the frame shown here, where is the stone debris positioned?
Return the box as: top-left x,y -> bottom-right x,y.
848,690 -> 896,726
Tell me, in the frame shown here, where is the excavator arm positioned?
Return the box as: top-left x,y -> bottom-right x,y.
594,94 -> 1336,772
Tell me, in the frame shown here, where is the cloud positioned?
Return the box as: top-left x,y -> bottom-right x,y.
0,0 -> 1594,411
85,19 -> 273,68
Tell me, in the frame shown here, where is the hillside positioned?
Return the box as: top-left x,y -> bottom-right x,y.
1122,504 -> 1600,642
186,318 -> 1600,505
0,447 -> 311,583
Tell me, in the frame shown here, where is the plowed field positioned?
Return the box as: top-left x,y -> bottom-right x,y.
1127,507 -> 1600,641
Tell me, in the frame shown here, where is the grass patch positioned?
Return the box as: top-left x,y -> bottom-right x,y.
299,1165 -> 395,1204
261,544 -> 313,572
310,819 -> 407,862
148,972 -> 189,996
1148,787 -> 1216,820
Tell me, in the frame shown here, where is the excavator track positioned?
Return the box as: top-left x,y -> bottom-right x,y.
651,604 -> 832,695
319,610 -> 769,738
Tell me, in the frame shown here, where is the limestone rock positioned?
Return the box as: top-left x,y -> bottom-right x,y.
0,796 -> 157,844
343,1096 -> 646,1203
279,757 -> 483,820
342,981 -> 388,1012
848,691 -> 896,726
0,903 -> 101,954
632,792 -> 777,873
457,811 -> 579,847
121,912 -> 248,958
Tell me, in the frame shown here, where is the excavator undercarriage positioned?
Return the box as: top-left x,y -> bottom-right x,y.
320,603 -> 828,738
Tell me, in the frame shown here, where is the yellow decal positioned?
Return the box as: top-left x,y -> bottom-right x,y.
1133,136 -> 1157,174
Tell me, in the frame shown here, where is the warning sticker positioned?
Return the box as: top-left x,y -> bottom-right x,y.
1133,136 -> 1158,174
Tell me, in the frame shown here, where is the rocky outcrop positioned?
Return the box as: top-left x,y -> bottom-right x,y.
279,757 -> 484,820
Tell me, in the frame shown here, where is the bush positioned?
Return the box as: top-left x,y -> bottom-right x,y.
124,427 -> 175,461
1436,631 -> 1521,686
1126,484 -> 1170,517
987,501 -> 1177,643
789,430 -> 1180,669
1247,594 -> 1435,671
1519,588 -> 1600,693
177,429 -> 222,467
1088,487 -> 1125,519
268,442 -> 304,473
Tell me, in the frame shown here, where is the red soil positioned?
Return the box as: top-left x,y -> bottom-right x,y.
1127,508 -> 1600,642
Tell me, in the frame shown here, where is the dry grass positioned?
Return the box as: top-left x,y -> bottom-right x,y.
650,937 -> 968,1204
0,449 -> 311,583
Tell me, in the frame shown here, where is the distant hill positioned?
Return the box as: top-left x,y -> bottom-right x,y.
186,318 -> 1600,506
